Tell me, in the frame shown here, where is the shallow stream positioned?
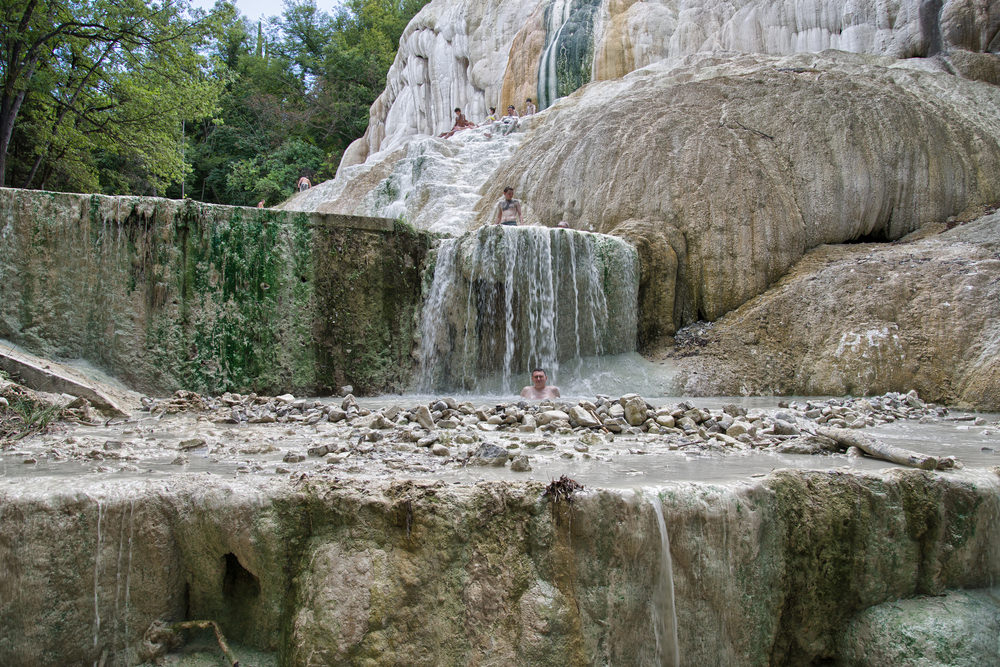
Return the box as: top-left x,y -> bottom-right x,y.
3,395 -> 997,490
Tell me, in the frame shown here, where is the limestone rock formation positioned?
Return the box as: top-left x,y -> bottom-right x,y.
481,51 -> 1000,340
342,0 -> 1000,167
667,210 -> 1000,410
3,469 -> 1000,664
837,588 -> 1000,666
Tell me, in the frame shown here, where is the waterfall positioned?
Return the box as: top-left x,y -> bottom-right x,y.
416,225 -> 637,394
537,0 -> 603,110
649,492 -> 680,667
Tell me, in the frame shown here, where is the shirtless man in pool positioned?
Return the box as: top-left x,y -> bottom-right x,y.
520,368 -> 560,399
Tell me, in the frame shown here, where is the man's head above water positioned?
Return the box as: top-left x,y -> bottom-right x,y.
521,368 -> 560,400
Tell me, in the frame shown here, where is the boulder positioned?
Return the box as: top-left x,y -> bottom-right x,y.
622,397 -> 648,427
568,405 -> 601,429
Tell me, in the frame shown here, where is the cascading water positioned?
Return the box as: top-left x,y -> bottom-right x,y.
649,492 -> 680,667
417,225 -> 638,394
537,0 -> 603,110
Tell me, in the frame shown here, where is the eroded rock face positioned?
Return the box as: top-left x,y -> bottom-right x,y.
480,51 -> 1000,335
668,211 -> 1000,409
836,587 -> 1000,666
2,469 -> 998,664
343,0 -> 1000,165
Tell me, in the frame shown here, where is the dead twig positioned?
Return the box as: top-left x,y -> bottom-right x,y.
543,475 -> 584,503
166,620 -> 240,666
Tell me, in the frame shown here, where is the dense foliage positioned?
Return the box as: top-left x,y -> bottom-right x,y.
0,0 -> 428,204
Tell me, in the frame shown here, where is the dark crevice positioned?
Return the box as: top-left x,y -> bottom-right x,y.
842,228 -> 893,244
919,0 -> 944,57
222,552 -> 260,603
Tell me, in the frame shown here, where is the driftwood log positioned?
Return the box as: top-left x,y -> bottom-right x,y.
169,620 -> 240,666
818,427 -> 958,471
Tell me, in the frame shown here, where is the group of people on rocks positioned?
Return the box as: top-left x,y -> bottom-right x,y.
440,97 -> 536,139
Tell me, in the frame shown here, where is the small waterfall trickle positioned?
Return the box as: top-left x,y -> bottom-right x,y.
93,498 -> 104,660
84,493 -> 138,665
417,225 -> 637,394
649,492 -> 680,667
537,0 -> 603,110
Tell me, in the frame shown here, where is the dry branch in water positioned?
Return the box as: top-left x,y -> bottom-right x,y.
818,427 -> 960,470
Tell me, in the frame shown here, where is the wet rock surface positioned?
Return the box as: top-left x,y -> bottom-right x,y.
837,588 -> 1000,666
2,458 -> 999,666
4,383 -> 998,482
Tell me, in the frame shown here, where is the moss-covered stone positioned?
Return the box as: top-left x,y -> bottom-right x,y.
0,189 -> 431,395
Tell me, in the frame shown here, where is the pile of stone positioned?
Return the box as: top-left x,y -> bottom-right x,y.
138,388 -> 970,442
130,388 -> 990,473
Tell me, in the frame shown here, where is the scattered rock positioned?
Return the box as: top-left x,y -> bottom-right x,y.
536,410 -> 570,426
568,405 -> 601,428
414,405 -> 435,430
178,438 -> 206,451
510,455 -> 531,472
469,443 -> 508,466
622,396 -> 648,426
307,444 -> 330,457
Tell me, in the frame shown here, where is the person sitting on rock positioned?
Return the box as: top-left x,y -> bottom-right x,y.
500,104 -> 519,135
481,107 -> 498,125
524,97 -> 536,115
495,186 -> 523,226
520,368 -> 560,399
440,107 -> 475,138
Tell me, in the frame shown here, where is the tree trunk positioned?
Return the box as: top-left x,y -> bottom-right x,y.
817,427 -> 942,470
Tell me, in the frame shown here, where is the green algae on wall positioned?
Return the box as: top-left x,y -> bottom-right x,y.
0,188 -> 430,395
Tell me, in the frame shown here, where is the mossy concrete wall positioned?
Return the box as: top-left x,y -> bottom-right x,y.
0,188 -> 431,395
1,469 -> 998,665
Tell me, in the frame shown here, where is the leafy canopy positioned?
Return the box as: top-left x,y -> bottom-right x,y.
0,0 -> 223,193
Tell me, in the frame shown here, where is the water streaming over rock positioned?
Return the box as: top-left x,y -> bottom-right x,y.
537,0 -> 602,110
417,225 -> 638,393
649,492 -> 680,667
92,497 -> 104,660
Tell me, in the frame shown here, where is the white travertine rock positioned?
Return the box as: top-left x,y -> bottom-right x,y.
282,123 -> 529,235
338,0 -> 1000,168
341,0 -> 542,166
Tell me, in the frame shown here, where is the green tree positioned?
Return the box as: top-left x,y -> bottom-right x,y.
0,0 -> 222,192
226,137 -> 323,205
179,0 -> 430,205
